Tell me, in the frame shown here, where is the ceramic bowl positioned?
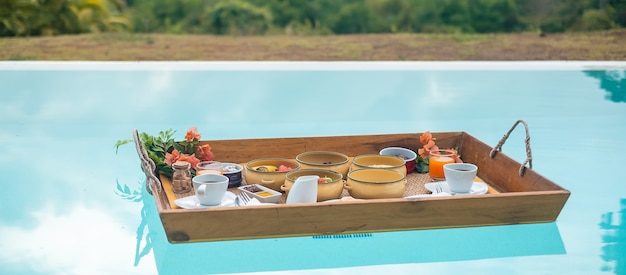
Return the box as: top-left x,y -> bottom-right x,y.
350,154 -> 407,175
222,163 -> 243,188
282,169 -> 345,202
344,168 -> 406,199
295,151 -> 350,178
244,158 -> 300,191
379,147 -> 417,173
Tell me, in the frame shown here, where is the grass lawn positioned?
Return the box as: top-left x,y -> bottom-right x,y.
1,29 -> 625,61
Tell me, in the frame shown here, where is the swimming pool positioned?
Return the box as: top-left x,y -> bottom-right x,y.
1,61 -> 625,274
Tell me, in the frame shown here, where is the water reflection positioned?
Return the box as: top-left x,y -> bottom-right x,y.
600,199 -> 626,274
115,180 -> 151,267
583,70 -> 626,103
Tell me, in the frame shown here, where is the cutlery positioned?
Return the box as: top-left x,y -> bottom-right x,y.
435,182 -> 446,194
237,192 -> 251,206
404,183 -> 451,199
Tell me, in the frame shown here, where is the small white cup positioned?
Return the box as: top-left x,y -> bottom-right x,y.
443,163 -> 478,193
192,174 -> 229,206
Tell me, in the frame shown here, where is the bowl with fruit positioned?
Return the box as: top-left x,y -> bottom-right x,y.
244,158 -> 299,191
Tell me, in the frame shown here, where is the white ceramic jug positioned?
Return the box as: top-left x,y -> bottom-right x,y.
286,175 -> 319,204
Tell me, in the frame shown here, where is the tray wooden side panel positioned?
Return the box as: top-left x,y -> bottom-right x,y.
459,133 -> 569,193
159,191 -> 569,243
202,132 -> 463,164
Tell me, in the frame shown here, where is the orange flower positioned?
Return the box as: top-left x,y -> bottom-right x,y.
419,131 -> 434,144
165,149 -> 181,166
424,140 -> 438,151
418,145 -> 441,159
418,131 -> 439,158
185,127 -> 201,142
196,144 -> 215,161
418,148 -> 428,159
165,149 -> 201,168
178,154 -> 201,169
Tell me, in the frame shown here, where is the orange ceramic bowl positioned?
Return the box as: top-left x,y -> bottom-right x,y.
344,168 -> 406,199
282,169 -> 345,202
244,158 -> 300,191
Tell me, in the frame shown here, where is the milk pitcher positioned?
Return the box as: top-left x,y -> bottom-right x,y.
286,175 -> 319,204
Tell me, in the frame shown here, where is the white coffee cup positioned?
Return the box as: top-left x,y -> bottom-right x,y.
192,174 -> 229,206
443,163 -> 478,193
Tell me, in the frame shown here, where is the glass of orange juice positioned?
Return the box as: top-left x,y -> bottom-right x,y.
429,149 -> 457,180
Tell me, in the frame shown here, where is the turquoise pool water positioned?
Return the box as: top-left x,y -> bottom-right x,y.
1,61 -> 625,274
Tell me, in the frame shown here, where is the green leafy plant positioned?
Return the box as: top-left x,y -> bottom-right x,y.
115,127 -> 214,178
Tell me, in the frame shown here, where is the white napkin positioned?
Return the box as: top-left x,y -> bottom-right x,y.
404,192 -> 451,199
246,198 -> 262,205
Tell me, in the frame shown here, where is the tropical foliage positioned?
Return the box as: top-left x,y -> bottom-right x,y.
2,0 -> 625,37
1,0 -> 131,36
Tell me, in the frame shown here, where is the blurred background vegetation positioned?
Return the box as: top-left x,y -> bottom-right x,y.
1,0 -> 625,37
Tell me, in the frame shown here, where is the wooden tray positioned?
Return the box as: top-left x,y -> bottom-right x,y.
135,121 -> 570,243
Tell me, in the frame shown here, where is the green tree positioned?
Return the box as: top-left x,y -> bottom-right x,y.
77,0 -> 132,33
246,0 -> 336,34
440,0 -> 473,32
196,0 -> 272,35
575,8 -> 615,30
0,0 -> 130,36
1,0 -> 37,36
468,0 -> 521,33
328,2 -> 386,33
129,0 -> 203,33
604,0 -> 626,27
368,0 -> 414,32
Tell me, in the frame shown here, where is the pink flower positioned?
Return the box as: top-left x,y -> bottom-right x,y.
185,127 -> 201,142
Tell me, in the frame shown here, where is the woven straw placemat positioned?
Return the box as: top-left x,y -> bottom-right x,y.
163,169 -> 494,208
236,171 -> 435,204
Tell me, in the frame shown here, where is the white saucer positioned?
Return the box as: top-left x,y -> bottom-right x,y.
174,191 -> 237,209
424,181 -> 488,195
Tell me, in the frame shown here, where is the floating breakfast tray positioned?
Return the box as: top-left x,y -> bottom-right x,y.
135,120 -> 570,243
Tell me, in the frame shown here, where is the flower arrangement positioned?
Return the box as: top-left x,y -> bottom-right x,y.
415,131 -> 463,173
116,127 -> 215,178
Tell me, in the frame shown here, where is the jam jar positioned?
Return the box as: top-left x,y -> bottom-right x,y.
171,161 -> 192,193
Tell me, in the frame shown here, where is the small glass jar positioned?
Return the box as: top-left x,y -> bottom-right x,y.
171,161 -> 192,194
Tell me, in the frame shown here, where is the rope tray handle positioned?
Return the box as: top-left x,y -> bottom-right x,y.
489,119 -> 533,177
133,129 -> 163,195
